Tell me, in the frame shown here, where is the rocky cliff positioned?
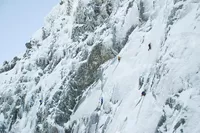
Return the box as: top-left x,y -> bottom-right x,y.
0,0 -> 200,133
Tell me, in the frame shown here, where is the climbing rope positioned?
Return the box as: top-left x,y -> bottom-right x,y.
135,96 -> 145,124
112,61 -> 120,74
134,97 -> 142,108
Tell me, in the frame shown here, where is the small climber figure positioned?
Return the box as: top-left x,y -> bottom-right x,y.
148,43 -> 151,51
39,100 -> 42,105
141,90 -> 146,96
118,56 -> 121,62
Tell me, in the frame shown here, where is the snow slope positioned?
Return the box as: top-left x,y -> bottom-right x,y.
0,0 -> 200,133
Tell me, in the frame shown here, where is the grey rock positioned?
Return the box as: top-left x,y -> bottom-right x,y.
25,42 -> 32,49
155,114 -> 167,133
174,118 -> 185,131
0,56 -> 19,74
174,103 -> 182,111
2,104 -> 10,113
0,122 -> 7,133
7,96 -> 14,105
35,76 -> 40,84
165,97 -> 176,108
52,91 -> 62,103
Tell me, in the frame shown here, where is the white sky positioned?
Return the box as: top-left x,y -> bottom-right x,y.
0,0 -> 59,65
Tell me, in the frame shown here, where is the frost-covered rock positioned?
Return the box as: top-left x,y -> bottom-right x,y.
0,0 -> 200,133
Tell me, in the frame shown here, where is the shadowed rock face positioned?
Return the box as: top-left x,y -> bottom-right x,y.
54,43 -> 115,127
30,22 -> 117,131
75,43 -> 115,89
33,42 -> 115,132
0,0 -> 134,132
155,94 -> 186,133
0,57 -> 20,74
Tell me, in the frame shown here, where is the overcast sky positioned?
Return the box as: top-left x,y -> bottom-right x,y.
0,0 -> 59,65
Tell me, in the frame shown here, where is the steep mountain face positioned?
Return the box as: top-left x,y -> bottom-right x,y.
0,0 -> 200,133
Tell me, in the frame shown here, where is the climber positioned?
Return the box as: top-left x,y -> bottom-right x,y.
39,100 -> 42,105
148,43 -> 151,51
95,97 -> 103,111
117,56 -> 121,62
141,90 -> 146,96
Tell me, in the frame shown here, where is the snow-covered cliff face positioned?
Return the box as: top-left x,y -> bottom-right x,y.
0,0 -> 200,133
